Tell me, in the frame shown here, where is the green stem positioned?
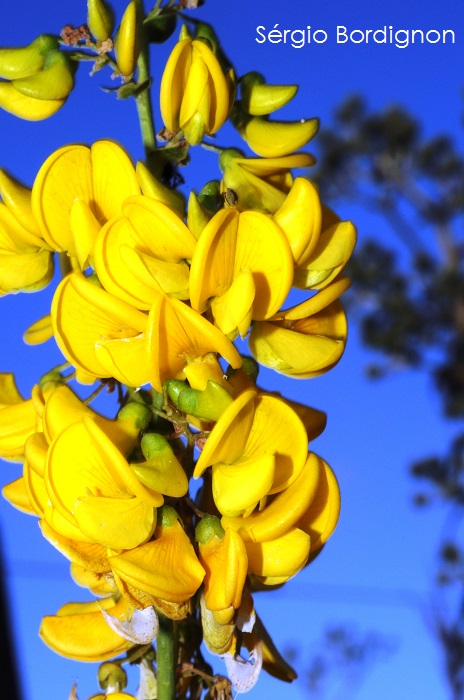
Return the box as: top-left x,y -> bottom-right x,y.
157,614 -> 177,700
134,0 -> 157,157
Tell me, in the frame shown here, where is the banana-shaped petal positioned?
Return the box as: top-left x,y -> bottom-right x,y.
240,71 -> 298,116
239,116 -> 319,158
0,34 -> 58,80
0,82 -> 66,120
12,51 -> 74,101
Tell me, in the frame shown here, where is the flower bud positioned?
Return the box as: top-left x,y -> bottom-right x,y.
87,0 -> 114,42
98,662 -> 127,691
129,432 -> 188,497
12,51 -> 75,101
240,71 -> 298,116
0,34 -> 58,80
160,33 -> 235,145
115,0 -> 140,77
177,381 -> 233,422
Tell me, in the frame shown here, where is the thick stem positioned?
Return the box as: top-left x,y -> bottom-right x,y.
134,0 -> 157,157
157,614 -> 177,700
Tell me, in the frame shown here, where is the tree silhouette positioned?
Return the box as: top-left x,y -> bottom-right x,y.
315,94 -> 464,698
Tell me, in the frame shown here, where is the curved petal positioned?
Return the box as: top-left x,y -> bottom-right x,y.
146,291 -> 241,392
109,518 -> 205,603
193,388 -> 256,477
297,459 -> 341,551
32,144 -> 93,252
40,600 -> 134,662
212,454 -> 275,517
221,452 -> 323,543
245,527 -> 310,578
243,394 -> 308,494
51,272 -> 147,381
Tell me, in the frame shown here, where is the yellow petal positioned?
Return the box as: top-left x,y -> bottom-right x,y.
273,177 -> 322,265
0,396 -> 36,460
245,527 -> 311,578
0,372 -> 23,405
243,394 -> 308,494
160,38 -> 192,132
294,221 -> 357,290
74,493 -> 156,549
90,139 -> 140,220
146,291 -> 241,392
222,452 -> 323,543
51,272 -> 147,381
2,476 -> 36,514
0,169 -> 42,238
40,600 -> 134,661
298,459 -> 341,551
32,144 -> 93,252
242,117 -> 319,158
193,388 -> 256,477
212,454 -> 275,517
109,511 -> 205,603
199,527 -> 248,613
23,313 -> 53,345
210,269 -> 255,338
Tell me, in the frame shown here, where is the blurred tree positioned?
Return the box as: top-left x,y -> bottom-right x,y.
315,95 -> 464,698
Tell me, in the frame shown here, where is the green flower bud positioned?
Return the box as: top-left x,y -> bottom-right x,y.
178,381 -> 233,422
0,34 -> 59,80
164,378 -> 188,406
12,51 -> 75,101
97,661 -> 127,691
195,514 -> 225,544
117,401 -> 152,431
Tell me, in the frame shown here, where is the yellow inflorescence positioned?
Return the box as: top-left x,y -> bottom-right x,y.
0,15 -> 357,698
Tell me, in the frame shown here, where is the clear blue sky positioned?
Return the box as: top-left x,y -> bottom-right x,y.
1,1 -> 463,698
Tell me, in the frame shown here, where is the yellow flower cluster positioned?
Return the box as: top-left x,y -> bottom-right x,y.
0,19 -> 357,698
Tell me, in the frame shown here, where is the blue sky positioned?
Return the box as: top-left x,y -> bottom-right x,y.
1,0 -> 463,698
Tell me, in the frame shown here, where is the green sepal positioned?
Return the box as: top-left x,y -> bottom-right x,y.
195,514 -> 225,544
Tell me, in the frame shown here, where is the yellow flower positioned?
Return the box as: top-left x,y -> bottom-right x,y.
196,515 -> 248,624
145,289 -> 241,392
45,415 -> 161,548
40,598 -> 135,662
189,207 -> 294,339
231,105 -> 319,158
160,34 -> 235,145
93,194 -> 196,310
0,170 -> 53,294
31,140 -> 140,264
194,389 -> 309,517
109,505 -> 205,605
219,149 -> 315,214
249,278 -> 350,378
51,272 -> 149,386
221,452 -> 324,544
